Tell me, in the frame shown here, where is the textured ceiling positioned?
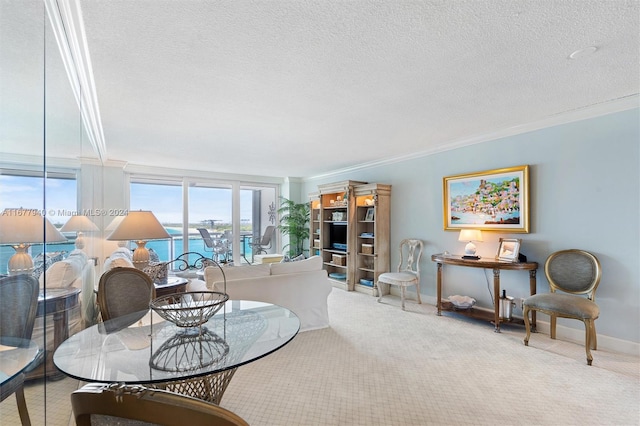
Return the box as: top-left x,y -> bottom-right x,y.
1,1 -> 639,179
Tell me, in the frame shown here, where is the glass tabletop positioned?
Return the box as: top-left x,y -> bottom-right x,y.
53,300 -> 300,384
0,338 -> 39,385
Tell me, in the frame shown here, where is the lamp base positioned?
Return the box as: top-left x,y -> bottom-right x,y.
462,255 -> 480,260
75,232 -> 85,249
8,244 -> 34,275
132,241 -> 150,270
464,241 -> 477,256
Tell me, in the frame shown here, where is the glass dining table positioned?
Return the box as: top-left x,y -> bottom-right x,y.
0,338 -> 39,386
53,300 -> 300,404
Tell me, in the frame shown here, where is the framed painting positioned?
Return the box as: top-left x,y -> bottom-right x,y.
443,165 -> 530,233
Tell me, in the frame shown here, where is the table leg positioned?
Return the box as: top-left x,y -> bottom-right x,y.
53,310 -> 69,349
529,269 -> 537,332
493,268 -> 501,332
436,262 -> 443,316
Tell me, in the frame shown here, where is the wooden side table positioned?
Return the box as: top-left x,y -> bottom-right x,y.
431,253 -> 538,332
26,287 -> 80,380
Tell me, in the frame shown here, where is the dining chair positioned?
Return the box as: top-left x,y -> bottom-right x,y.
71,382 -> 249,426
97,267 -> 155,322
251,225 -> 276,256
377,239 -> 423,310
523,249 -> 602,365
0,274 -> 39,426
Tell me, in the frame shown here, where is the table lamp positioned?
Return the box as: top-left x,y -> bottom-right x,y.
105,215 -> 128,247
60,215 -> 99,249
0,208 -> 67,275
458,229 -> 483,260
106,210 -> 170,270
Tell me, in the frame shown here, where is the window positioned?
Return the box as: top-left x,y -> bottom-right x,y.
0,169 -> 77,274
129,180 -> 182,262
129,177 -> 278,265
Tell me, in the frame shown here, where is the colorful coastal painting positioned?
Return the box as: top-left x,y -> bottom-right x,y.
443,165 -> 529,233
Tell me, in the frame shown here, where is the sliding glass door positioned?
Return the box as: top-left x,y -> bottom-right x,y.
128,179 -> 278,265
240,185 -> 278,263
188,183 -> 233,263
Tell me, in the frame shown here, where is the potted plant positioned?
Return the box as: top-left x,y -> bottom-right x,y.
277,197 -> 310,258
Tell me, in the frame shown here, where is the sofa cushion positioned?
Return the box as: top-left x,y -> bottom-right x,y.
38,252 -> 86,288
104,256 -> 134,271
104,247 -> 134,271
204,263 -> 271,288
32,251 -> 66,280
213,269 -> 331,331
270,255 -> 322,276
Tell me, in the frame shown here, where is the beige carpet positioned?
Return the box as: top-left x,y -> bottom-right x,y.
2,288 -> 638,425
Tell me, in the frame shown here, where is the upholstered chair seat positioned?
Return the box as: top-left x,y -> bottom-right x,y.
524,293 -> 599,320
523,249 -> 601,365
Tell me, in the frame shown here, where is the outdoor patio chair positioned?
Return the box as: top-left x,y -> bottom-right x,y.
197,228 -> 231,263
251,225 -> 276,257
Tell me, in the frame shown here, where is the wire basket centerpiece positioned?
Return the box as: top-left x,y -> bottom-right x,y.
149,328 -> 229,372
150,291 -> 229,329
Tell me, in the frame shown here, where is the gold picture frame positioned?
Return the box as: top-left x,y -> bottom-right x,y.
443,165 -> 530,233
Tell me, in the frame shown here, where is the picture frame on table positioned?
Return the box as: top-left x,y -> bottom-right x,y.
443,165 -> 529,233
365,208 -> 375,221
496,238 -> 522,262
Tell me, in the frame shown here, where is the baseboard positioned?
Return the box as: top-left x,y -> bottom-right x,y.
390,290 -> 640,357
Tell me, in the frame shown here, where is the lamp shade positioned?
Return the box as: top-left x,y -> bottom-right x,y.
105,215 -> 128,247
60,215 -> 99,249
0,208 -> 67,274
105,215 -> 125,232
0,208 -> 66,244
106,211 -> 170,241
106,211 -> 170,270
458,229 -> 483,242
60,215 -> 99,233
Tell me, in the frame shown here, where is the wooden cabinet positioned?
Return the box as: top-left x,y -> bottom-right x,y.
311,181 -> 390,295
309,191 -> 321,257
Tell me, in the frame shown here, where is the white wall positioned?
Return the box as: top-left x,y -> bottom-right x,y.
303,108 -> 640,349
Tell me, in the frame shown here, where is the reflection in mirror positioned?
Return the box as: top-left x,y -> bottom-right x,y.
0,1 -> 99,424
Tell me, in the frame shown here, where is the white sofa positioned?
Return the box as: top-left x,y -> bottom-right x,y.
188,256 -> 331,332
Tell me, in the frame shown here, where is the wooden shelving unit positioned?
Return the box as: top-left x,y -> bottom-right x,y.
354,183 -> 391,296
311,181 -> 390,294
309,191 -> 321,258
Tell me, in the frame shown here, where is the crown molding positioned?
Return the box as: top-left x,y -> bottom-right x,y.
123,162 -> 285,185
0,153 -> 80,170
304,95 -> 639,181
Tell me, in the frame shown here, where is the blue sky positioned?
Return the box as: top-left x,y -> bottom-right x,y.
131,183 -> 253,224
0,175 -> 253,227
0,175 -> 77,226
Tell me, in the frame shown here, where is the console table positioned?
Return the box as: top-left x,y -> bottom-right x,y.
26,287 -> 80,380
431,253 -> 538,332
